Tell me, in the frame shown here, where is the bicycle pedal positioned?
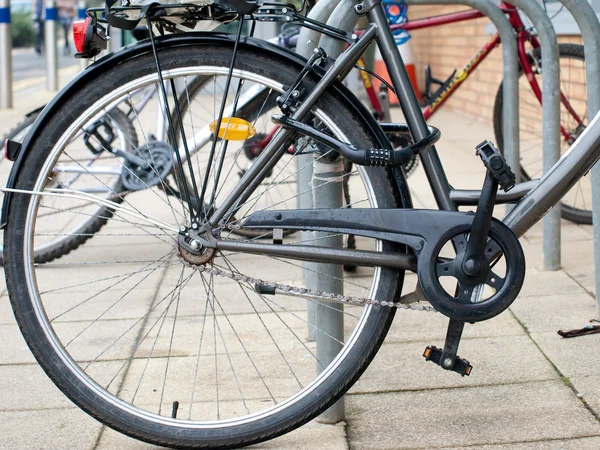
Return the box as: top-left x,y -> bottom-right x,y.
423,345 -> 473,377
475,140 -> 516,192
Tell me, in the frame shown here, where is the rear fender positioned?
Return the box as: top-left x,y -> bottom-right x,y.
1,32 -> 401,228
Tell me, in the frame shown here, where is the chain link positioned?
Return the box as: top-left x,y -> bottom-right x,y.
178,244 -> 437,312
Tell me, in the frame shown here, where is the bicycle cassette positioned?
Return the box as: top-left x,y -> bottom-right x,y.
121,140 -> 174,191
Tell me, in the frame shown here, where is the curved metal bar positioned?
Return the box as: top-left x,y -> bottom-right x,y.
294,0 -> 349,414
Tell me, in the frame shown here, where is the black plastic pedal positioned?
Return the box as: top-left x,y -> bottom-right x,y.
423,345 -> 473,376
475,140 -> 516,192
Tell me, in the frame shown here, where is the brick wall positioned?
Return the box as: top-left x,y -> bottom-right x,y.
407,5 -> 584,125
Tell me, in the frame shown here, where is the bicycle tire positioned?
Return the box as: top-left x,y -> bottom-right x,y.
5,41 -> 410,449
493,44 -> 589,224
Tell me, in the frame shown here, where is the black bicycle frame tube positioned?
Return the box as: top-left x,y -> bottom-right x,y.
207,24 -> 379,228
450,180 -> 538,205
368,4 -> 456,212
216,240 -> 417,270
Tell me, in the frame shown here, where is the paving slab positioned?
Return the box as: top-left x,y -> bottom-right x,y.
570,375 -> 600,418
0,323 -> 36,365
509,293 -> 598,333
0,408 -> 102,449
529,331 -> 600,379
346,380 -> 600,449
447,436 -> 600,449
518,268 -> 586,299
382,308 -> 524,344
0,364 -> 74,411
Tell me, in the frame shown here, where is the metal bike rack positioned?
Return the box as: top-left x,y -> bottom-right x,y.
555,0 -> 600,313
0,0 -> 12,108
318,0 -> 520,188
45,0 -> 59,91
295,0 -> 347,423
408,0 -> 560,270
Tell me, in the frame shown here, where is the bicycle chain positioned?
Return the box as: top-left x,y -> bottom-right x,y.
177,240 -> 437,313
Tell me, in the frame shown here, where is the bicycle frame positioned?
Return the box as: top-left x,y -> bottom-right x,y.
198,0 -> 600,271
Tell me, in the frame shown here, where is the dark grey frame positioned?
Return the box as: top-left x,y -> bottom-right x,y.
201,0 -> 600,270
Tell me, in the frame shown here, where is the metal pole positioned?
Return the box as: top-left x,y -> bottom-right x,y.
78,0 -> 88,71
555,0 -> 600,313
295,0 -> 341,342
0,0 -> 12,108
306,0 -> 359,423
45,0 -> 59,91
109,26 -> 123,53
313,157 -> 345,424
506,0 -> 561,270
406,0 -> 520,199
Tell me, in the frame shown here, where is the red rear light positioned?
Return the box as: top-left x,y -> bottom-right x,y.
3,139 -> 8,160
72,17 -> 106,59
73,18 -> 90,55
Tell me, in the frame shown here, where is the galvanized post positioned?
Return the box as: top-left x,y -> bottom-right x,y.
45,0 -> 59,91
307,0 -> 359,422
295,0 -> 341,342
109,27 -> 123,53
313,156 -> 345,424
555,0 -> 600,312
0,0 -> 11,108
507,0 -> 561,270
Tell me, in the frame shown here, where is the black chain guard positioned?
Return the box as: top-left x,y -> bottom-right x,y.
243,208 -> 526,322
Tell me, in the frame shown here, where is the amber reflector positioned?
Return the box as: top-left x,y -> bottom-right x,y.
209,117 -> 256,141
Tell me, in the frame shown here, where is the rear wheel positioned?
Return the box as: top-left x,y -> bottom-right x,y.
5,43 -> 410,448
494,44 -> 589,224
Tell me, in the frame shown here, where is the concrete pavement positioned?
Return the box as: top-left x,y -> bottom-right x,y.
0,92 -> 599,450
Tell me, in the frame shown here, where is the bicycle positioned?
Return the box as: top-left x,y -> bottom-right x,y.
1,1 -> 599,448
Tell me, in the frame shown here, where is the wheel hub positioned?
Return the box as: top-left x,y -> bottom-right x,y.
177,231 -> 216,266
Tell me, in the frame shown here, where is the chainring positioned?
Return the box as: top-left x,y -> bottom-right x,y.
418,221 -> 526,323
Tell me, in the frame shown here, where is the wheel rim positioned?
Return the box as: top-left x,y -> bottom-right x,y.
20,65 -> 392,428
